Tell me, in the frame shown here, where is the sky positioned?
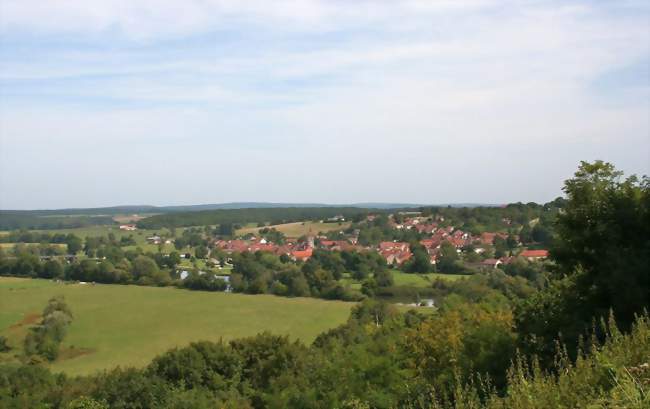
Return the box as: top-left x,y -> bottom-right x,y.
0,0 -> 648,210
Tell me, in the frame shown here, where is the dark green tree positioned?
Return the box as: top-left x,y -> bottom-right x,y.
374,269 -> 394,287
65,234 -> 83,255
517,161 -> 649,361
42,259 -> 64,279
194,246 -> 209,259
437,241 -> 460,273
552,161 -> 649,329
404,243 -> 432,273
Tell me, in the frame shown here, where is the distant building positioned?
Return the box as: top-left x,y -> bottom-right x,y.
420,298 -> 435,308
379,241 -> 409,252
146,235 -> 162,244
480,258 -> 502,269
291,248 -> 313,261
398,211 -> 422,216
520,249 -> 549,261
119,224 -> 137,231
327,215 -> 346,222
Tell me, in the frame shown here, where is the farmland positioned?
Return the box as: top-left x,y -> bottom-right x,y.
0,225 -> 182,254
236,221 -> 351,237
0,277 -> 353,375
391,270 -> 469,287
36,225 -> 175,241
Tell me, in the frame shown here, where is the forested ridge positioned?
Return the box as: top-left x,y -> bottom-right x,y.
136,207 -> 381,229
0,214 -> 116,231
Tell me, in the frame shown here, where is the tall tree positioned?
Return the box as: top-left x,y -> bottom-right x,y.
65,234 -> 82,255
517,161 -> 649,360
405,243 -> 432,274
552,160 -> 649,329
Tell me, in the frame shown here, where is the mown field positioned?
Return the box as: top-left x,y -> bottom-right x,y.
38,226 -> 176,242
340,271 -> 468,288
0,277 -> 354,375
391,270 -> 469,287
0,243 -> 68,250
237,221 -> 351,237
0,225 -> 182,254
0,226 -> 175,242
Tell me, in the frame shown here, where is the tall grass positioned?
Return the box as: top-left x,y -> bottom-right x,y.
403,313 -> 649,409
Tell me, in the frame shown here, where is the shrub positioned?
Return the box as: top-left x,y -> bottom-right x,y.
0,336 -> 9,352
24,296 -> 73,361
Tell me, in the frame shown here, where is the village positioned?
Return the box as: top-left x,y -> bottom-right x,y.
119,212 -> 550,274
221,215 -> 546,267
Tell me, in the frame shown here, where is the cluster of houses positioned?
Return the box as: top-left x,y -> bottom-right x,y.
211,215 -> 549,268
122,214 -> 548,270
478,250 -> 550,269
213,236 -> 316,261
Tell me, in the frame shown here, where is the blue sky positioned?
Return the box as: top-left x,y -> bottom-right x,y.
0,0 -> 648,209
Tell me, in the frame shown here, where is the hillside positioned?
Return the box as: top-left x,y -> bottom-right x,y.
136,206 -> 382,229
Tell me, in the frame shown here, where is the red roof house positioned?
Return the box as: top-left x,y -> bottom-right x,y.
520,249 -> 549,260
291,248 -> 313,261
480,258 -> 502,268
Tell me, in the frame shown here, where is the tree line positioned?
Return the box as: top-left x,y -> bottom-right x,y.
136,207 -> 379,229
228,249 -> 392,301
0,213 -> 115,230
0,236 -> 393,302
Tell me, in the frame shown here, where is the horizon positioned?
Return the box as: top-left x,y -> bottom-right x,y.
2,200 -> 508,212
1,1 -> 649,209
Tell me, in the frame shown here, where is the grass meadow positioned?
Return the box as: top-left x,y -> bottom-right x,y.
0,225 -> 185,255
236,221 -> 351,237
391,270 -> 470,287
42,226 -> 176,242
0,277 -> 353,375
338,270 -> 468,291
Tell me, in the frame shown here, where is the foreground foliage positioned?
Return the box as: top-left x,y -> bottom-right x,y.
0,307 -> 647,408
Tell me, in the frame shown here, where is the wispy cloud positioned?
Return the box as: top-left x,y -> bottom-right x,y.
0,1 -> 648,208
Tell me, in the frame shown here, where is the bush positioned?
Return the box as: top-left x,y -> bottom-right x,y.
271,281 -> 288,296
182,273 -> 228,292
0,336 -> 9,352
24,296 -> 73,361
374,269 -> 394,287
66,397 -> 109,409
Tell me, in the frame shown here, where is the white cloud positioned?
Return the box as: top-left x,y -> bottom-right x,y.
0,0 -> 648,208
0,0 -> 497,39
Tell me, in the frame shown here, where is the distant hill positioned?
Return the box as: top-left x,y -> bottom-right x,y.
0,202 -> 497,230
1,201 -> 497,214
170,202 -> 496,210
349,202 -> 495,209
135,207 -> 382,229
0,206 -> 159,217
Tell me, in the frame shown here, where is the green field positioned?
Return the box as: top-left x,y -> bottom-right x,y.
0,277 -> 354,375
41,226 -> 175,242
339,270 -> 467,290
391,270 -> 470,287
237,221 -> 350,237
0,243 -> 67,249
1,226 -> 178,244
0,225 -> 186,255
